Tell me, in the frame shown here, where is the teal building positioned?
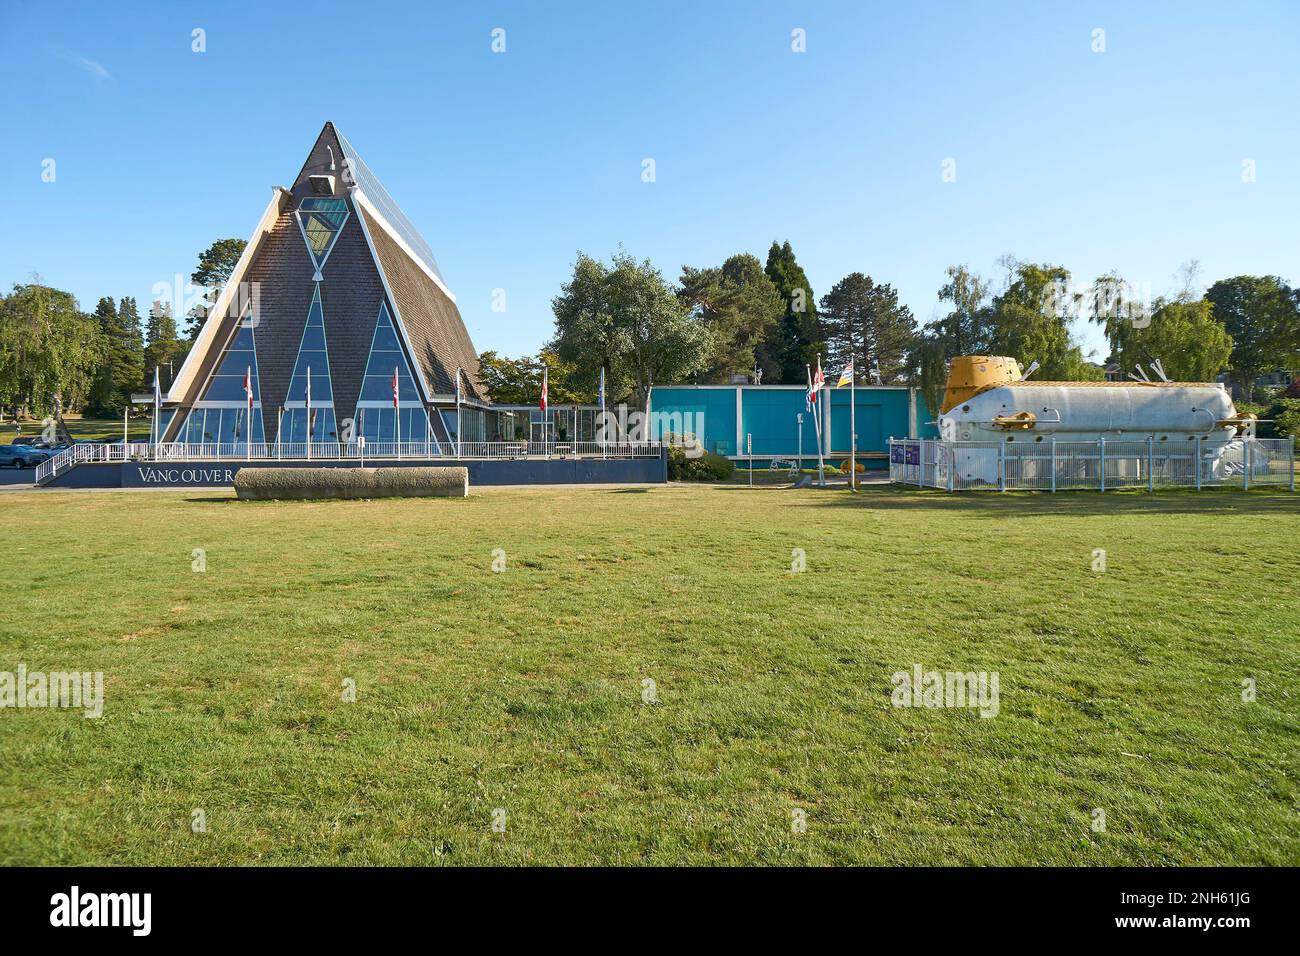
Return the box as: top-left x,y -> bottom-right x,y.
647,384 -> 938,468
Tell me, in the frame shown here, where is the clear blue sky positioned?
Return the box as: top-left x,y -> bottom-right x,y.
2,0 -> 1297,364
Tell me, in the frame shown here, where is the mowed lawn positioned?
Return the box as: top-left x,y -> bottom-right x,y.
0,483 -> 1296,866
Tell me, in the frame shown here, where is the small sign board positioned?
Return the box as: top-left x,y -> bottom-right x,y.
890,443 -> 904,464
130,393 -> 154,404
904,443 -> 920,465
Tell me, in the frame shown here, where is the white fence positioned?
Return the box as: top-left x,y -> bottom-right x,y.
889,437 -> 1296,493
35,439 -> 663,483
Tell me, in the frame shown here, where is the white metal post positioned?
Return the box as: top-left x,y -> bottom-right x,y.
1050,438 -> 1056,493
1195,435 -> 1201,491
849,373 -> 856,491
1291,437 -> 1296,493
306,367 -> 312,462
1147,436 -> 1153,492
1099,437 -> 1106,492
1243,438 -> 1250,491
998,443 -> 1005,492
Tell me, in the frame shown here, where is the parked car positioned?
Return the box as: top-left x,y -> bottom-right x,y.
0,444 -> 51,468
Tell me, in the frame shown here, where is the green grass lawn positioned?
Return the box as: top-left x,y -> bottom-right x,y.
4,415 -> 152,443
1,483 -> 1296,865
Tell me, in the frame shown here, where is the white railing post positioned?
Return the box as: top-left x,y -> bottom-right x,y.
1290,437 -> 1296,493
1147,436 -> 1154,492
1243,439 -> 1250,492
998,443 -> 1005,492
1195,435 -> 1202,491
1099,437 -> 1106,493
1050,438 -> 1056,493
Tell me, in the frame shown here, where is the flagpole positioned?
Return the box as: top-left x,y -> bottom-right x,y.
456,366 -> 463,458
599,366 -> 606,459
394,366 -> 401,460
850,365 -> 856,491
152,366 -> 161,456
807,362 -> 825,486
246,365 -> 252,462
306,366 -> 312,461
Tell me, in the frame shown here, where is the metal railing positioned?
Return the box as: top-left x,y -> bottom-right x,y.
34,439 -> 664,483
35,442 -> 154,483
890,437 -> 1296,493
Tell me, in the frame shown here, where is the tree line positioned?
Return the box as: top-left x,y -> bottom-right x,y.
511,245 -> 1298,414
0,240 -> 245,422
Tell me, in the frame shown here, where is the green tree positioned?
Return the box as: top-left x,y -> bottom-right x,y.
550,250 -> 710,411
87,297 -> 122,415
1107,299 -> 1231,382
987,258 -> 1100,380
477,349 -> 589,405
763,241 -> 822,383
116,296 -> 145,396
0,283 -> 104,417
905,265 -> 995,416
1204,275 -> 1299,399
185,238 -> 247,339
818,273 -> 916,383
678,253 -> 782,382
144,299 -> 184,391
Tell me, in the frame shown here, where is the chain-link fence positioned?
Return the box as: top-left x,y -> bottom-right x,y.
889,437 -> 1296,492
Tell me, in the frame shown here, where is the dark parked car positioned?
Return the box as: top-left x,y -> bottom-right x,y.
0,445 -> 51,468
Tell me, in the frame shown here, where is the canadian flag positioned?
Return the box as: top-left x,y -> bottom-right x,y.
540,365 -> 548,412
392,367 -> 399,408
243,367 -> 253,410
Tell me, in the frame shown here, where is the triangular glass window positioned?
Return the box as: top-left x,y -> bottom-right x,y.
295,197 -> 349,280
279,284 -> 338,445
355,301 -> 437,448
176,311 -> 265,448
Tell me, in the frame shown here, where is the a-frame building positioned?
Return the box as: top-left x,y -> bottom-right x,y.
163,122 -> 485,449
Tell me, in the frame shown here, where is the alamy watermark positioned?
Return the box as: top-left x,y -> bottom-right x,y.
1,664 -> 103,718
891,664 -> 999,718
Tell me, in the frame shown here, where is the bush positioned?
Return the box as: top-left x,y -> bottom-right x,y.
667,445 -> 735,481
235,466 -> 468,500
1256,398 -> 1300,439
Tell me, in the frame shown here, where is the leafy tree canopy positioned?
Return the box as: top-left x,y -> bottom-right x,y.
0,282 -> 104,416
550,249 -> 711,409
679,253 -> 782,383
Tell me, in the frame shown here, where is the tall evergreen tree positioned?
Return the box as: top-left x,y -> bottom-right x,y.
87,297 -> 121,415
763,241 -> 821,383
818,273 -> 916,383
185,238 -> 248,340
144,299 -> 184,391
116,296 -> 145,399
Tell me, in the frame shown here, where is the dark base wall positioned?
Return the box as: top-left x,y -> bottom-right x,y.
41,454 -> 668,489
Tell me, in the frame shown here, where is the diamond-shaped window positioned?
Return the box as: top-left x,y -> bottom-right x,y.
295,198 -> 349,279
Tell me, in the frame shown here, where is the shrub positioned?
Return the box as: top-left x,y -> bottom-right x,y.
1256,398 -> 1300,439
667,445 -> 735,481
235,466 -> 468,500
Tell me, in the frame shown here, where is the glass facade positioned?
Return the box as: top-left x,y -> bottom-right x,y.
176,317 -> 265,447
357,301 -> 433,445
279,284 -> 338,444
295,197 -> 349,274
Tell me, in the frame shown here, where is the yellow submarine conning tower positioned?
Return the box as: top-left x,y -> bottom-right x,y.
940,356 -> 1022,414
